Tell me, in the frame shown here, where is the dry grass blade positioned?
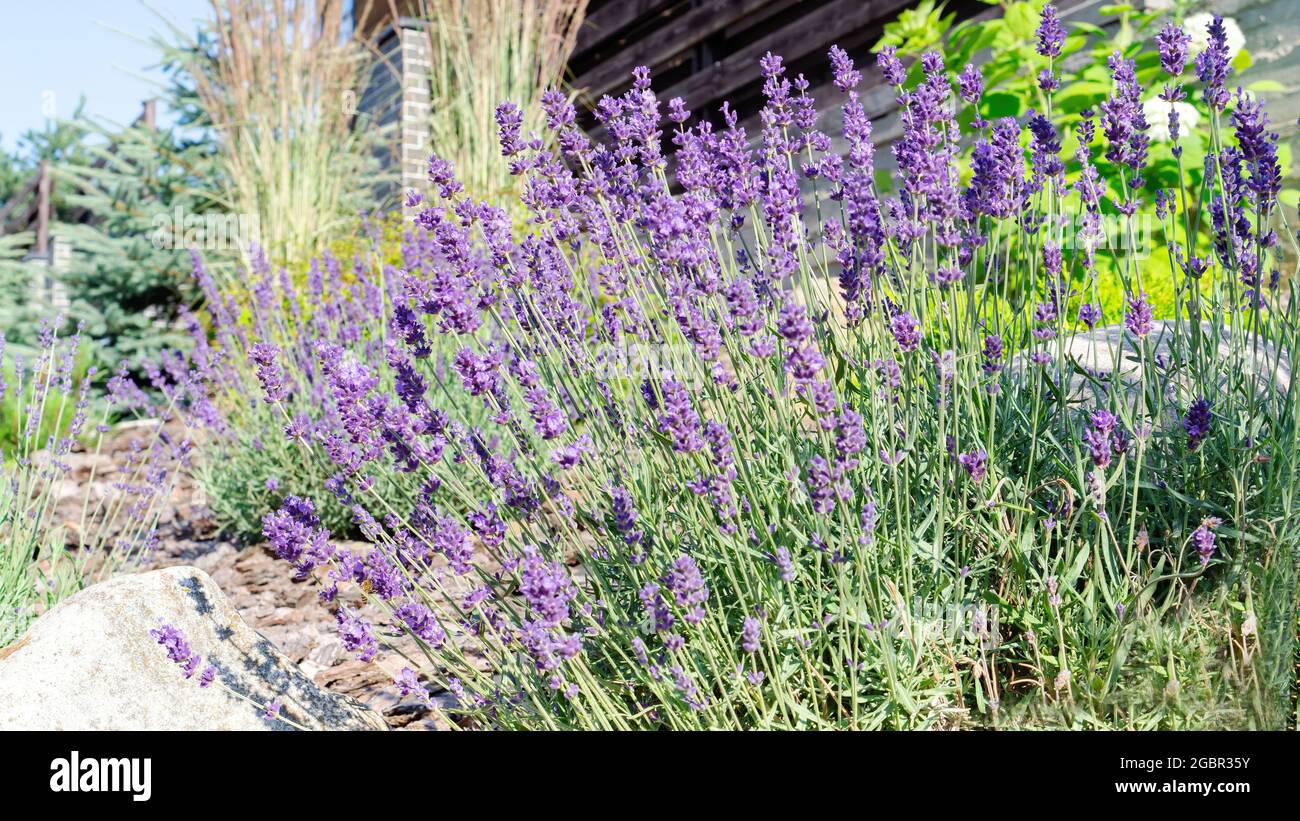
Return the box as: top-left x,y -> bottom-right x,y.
180,0 -> 388,270
410,0 -> 588,202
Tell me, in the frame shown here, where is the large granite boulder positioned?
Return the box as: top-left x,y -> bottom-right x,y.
0,565 -> 386,730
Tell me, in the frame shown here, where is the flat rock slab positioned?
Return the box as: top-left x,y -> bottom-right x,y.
0,566 -> 386,731
1013,320 -> 1292,410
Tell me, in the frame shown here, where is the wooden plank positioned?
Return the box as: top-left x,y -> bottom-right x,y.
654,0 -> 913,114
575,0 -> 778,99
573,0 -> 679,57
722,0 -> 804,38
36,161 -> 50,257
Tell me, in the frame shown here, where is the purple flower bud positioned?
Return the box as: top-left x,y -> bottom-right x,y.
890,311 -> 921,353
877,46 -> 906,87
1036,4 -> 1066,59
664,554 -> 709,624
248,342 -> 287,403
1195,16 -> 1233,112
957,449 -> 988,482
1078,302 -> 1102,329
1192,518 -> 1220,565
958,63 -> 983,105
1182,398 -> 1212,451
1123,292 -> 1153,338
262,699 -> 282,722
1156,20 -> 1191,77
980,335 -> 1004,375
741,617 -> 761,653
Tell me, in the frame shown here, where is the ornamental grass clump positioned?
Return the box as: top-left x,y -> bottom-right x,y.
155,0 -> 390,276
243,9 -> 1296,728
414,0 -> 589,203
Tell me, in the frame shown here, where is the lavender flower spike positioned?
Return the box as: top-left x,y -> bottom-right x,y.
1123,292 -> 1153,339
1036,5 -> 1066,59
1155,20 -> 1191,78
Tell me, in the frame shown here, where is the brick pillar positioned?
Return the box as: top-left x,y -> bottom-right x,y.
399,25 -> 431,202
48,236 -> 71,310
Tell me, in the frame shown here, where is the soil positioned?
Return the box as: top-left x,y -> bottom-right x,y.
56,421 -> 457,731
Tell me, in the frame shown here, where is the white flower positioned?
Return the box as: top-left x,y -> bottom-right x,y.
1142,97 -> 1200,142
1183,13 -> 1245,65
1241,613 -> 1257,638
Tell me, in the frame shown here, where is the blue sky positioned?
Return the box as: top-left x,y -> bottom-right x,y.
0,0 -> 213,152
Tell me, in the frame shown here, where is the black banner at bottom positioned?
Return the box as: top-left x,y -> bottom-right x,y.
0,730 -> 1290,808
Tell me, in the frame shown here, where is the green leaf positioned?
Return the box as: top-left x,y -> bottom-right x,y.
1245,80 -> 1286,93
982,91 -> 1022,119
1003,2 -> 1039,40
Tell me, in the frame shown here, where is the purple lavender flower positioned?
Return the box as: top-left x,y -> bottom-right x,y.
1124,292 -> 1153,338
1182,398 -> 1212,451
1090,410 -> 1117,434
664,554 -> 709,624
657,381 -> 705,453
1078,302 -> 1102,329
1231,91 -> 1283,207
958,63 -> 983,105
452,347 -> 503,397
835,409 -> 867,459
396,668 -> 432,706
426,155 -> 462,198
1036,4 -> 1066,59
262,495 -> 334,579
957,449 -> 988,482
639,582 -> 675,633
1100,53 -> 1149,184
1083,427 -> 1112,469
523,386 -> 568,440
262,699 -> 282,722
890,311 -> 921,353
1192,518 -> 1220,565
877,46 -> 906,87
1027,110 -> 1064,183
520,548 -> 576,628
804,454 -> 844,514
495,102 -> 524,156
979,335 -> 1004,376
149,622 -> 203,680
741,617 -> 761,653
1156,20 -> 1191,77
965,118 -> 1023,218
249,342 -> 287,403
1195,16 -> 1233,111
610,485 -> 645,553
829,45 -> 860,92
336,607 -> 379,662
773,546 -> 795,582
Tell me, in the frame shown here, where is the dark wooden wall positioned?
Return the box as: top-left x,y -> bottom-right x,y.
567,0 -> 988,135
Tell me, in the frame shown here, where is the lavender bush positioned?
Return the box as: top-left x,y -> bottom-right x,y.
226,9 -> 1295,728
1,318 -> 191,645
179,234 -> 496,541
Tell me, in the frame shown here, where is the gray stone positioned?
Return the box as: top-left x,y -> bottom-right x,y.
0,566 -> 386,731
1012,321 -> 1292,412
